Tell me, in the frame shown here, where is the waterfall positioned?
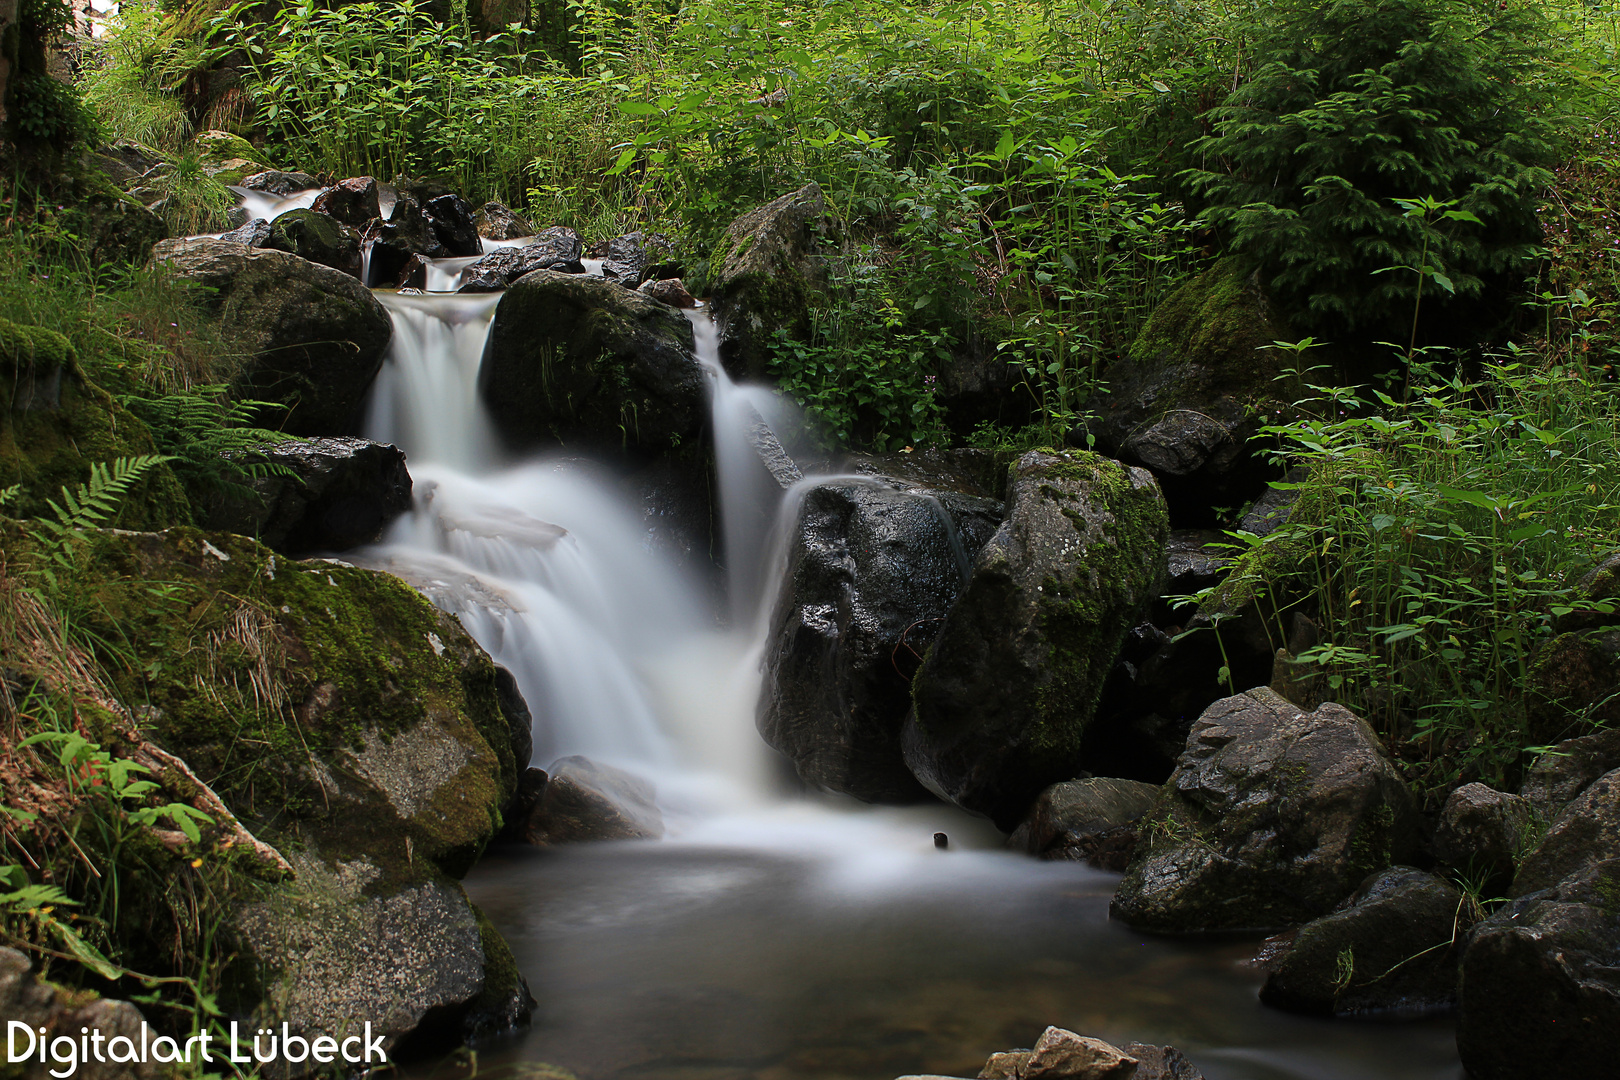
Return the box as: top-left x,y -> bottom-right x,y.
356,292 -> 782,819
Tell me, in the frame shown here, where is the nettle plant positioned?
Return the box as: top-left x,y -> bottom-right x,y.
1254,353 -> 1620,790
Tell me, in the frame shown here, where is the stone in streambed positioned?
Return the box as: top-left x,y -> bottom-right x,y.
1457,858 -> 1620,1080
148,239 -> 392,435
475,200 -> 534,240
311,176 -> 382,229
904,449 -> 1169,829
241,169 -> 325,197
1520,726 -> 1620,822
1111,688 -> 1419,933
1007,777 -> 1160,870
1259,866 -> 1466,1016
1433,782 -> 1531,893
1512,766 -> 1620,895
512,756 -> 664,845
640,277 -> 697,308
759,469 -> 1002,802
962,1025 -> 1205,1080
479,270 -> 705,453
457,226 -> 585,290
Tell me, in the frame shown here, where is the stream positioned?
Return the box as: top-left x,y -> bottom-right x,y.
348,265 -> 1464,1080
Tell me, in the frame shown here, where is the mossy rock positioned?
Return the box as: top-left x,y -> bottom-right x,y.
43,526 -> 520,885
0,318 -> 191,529
194,129 -> 274,171
268,208 -> 363,277
1111,688 -> 1419,933
709,183 -> 843,380
1094,259 -> 1299,524
903,449 -> 1169,828
479,269 -> 705,453
148,239 -> 392,435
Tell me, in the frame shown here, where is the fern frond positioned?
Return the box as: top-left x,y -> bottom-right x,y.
46,455 -> 173,532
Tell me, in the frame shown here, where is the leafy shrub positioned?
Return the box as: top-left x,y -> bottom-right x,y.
1187,0 -> 1559,340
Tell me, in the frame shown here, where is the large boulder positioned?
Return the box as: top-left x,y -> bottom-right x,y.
759,470 -> 1003,802
370,190 -> 450,285
1006,777 -> 1160,870
1091,260 -> 1295,525
903,450 -> 1169,828
267,207 -> 363,277
243,170 -> 325,197
479,270 -> 705,453
1513,767 -> 1620,895
1457,858 -> 1620,1080
148,239 -> 393,435
0,317 -> 190,529
1111,688 -> 1420,932
197,436 -> 412,553
508,757 -> 664,845
53,525 -> 530,1053
311,176 -> 382,229
1259,866 -> 1467,1016
709,183 -> 842,379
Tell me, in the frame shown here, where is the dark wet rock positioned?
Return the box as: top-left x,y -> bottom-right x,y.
514,756 -> 664,845
1164,529 -> 1230,599
311,176 -> 382,229
1434,783 -> 1532,893
475,200 -> 534,240
1006,777 -> 1160,870
70,163 -> 169,266
1238,473 -> 1305,537
197,436 -> 412,554
396,252 -> 432,290
0,318 -> 188,528
1092,260 -> 1295,527
458,227 -> 585,290
904,449 -> 1169,828
1457,858 -> 1620,1080
1112,688 -> 1420,933
242,169 -> 324,197
268,207 -> 363,277
148,239 -> 392,435
494,665 -> 534,773
598,231 -> 646,283
370,190 -> 450,284
640,277 -> 697,308
0,947 -> 157,1080
1259,867 -> 1467,1016
710,183 -> 843,379
759,473 -> 1003,802
1513,767 -> 1620,896
1120,1044 -> 1204,1080
425,193 -> 482,257
219,216 -> 273,247
1521,726 -> 1620,821
479,270 -> 704,454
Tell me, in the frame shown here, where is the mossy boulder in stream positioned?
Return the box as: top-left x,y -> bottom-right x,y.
479,270 -> 705,453
0,318 -> 190,528
267,207 -> 364,278
148,239 -> 392,435
1111,688 -> 1419,933
709,183 -> 842,380
45,524 -> 533,1056
902,449 -> 1168,828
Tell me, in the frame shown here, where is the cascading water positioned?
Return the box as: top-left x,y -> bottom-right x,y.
360,290 -> 1461,1080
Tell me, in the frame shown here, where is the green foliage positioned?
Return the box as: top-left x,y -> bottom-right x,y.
78,0 -> 214,150
8,73 -> 100,148
148,154 -> 237,237
767,260 -> 951,451
1257,353 -> 1620,789
1186,0 -> 1559,339
120,388 -> 295,503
